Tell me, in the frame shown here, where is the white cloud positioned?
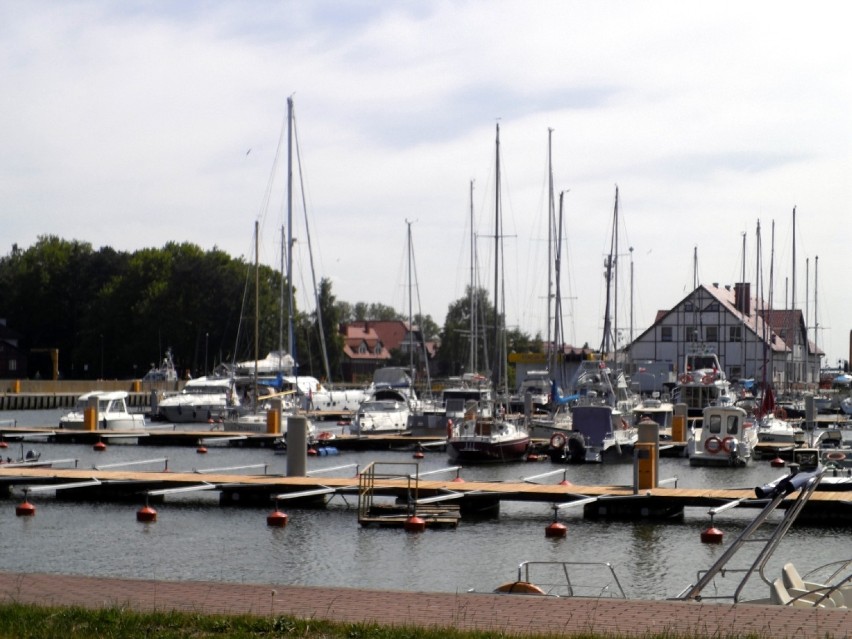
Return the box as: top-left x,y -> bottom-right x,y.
1,0 -> 849,366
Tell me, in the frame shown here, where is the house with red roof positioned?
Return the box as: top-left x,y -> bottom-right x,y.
627,282 -> 821,389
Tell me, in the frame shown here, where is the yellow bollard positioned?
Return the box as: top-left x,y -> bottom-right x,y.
635,442 -> 657,490
84,406 -> 97,431
672,414 -> 686,443
266,407 -> 281,434
131,380 -> 141,393
11,380 -> 21,393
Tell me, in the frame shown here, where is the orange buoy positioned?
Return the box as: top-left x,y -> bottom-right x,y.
404,515 -> 426,533
266,510 -> 289,527
16,500 -> 36,517
196,446 -> 208,454
136,505 -> 157,522
413,450 -> 425,459
559,479 -> 572,486
93,441 -> 107,452
307,447 -> 318,456
0,440 -> 8,449
545,521 -> 567,538
701,526 -> 724,543
451,475 -> 464,482
770,457 -> 786,468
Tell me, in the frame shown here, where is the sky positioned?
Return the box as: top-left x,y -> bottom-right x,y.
2,1 -> 850,368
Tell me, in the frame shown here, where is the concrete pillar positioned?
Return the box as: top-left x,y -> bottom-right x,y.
286,415 -> 309,477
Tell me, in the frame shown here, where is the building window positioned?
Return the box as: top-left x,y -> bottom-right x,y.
729,326 -> 742,342
358,343 -> 367,354
705,326 -> 719,342
683,302 -> 695,312
374,343 -> 382,355
8,359 -> 16,372
661,326 -> 673,342
705,302 -> 720,312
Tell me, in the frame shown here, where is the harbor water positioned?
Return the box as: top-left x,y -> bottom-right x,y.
1,409 -> 848,601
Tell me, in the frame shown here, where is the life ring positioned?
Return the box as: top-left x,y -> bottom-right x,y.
446,419 -> 454,439
774,407 -> 788,420
317,431 -> 334,441
826,451 -> 847,462
704,437 -> 723,454
494,581 -> 546,595
550,432 -> 567,449
721,436 -> 736,453
679,374 -> 691,384
702,374 -> 715,385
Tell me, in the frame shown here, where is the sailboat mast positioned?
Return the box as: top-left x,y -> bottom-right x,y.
406,220 -> 414,379
546,128 -> 554,366
491,122 -> 502,392
469,179 -> 476,374
253,220 -> 259,406
286,96 -> 296,373
599,186 -> 617,357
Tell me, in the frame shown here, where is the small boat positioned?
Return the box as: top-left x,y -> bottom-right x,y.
688,404 -> 757,466
350,368 -> 418,435
59,391 -> 146,431
631,395 -> 674,429
141,348 -> 178,382
447,402 -> 530,464
548,404 -> 637,464
493,560 -> 626,598
674,351 -> 734,417
508,369 -> 552,415
158,376 -> 240,423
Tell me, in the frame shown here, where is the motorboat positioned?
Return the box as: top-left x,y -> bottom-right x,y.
688,404 -> 756,466
59,391 -> 146,431
157,376 -> 240,423
350,368 -> 419,435
447,401 -> 529,464
141,348 -> 178,382
630,395 -> 674,430
674,351 -> 734,417
508,369 -> 552,416
548,404 -> 637,464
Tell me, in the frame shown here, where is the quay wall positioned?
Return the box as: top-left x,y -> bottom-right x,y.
0,379 -> 181,411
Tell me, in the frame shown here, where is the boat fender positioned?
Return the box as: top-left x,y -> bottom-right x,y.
704,436 -> 723,454
826,451 -> 846,462
549,432 -> 567,449
679,374 -> 691,384
774,407 -> 788,420
494,581 -> 546,595
702,374 -> 715,384
446,419 -> 454,439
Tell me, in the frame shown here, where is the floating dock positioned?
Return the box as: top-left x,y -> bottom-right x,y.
1,463 -> 850,524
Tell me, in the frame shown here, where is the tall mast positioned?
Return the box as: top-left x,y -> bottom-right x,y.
546,128 -> 554,366
814,255 -> 819,382
491,122 -> 502,392
253,219 -> 259,407
469,179 -> 477,374
286,96 -> 296,374
599,185 -> 618,357
406,220 -> 414,378
791,206 -> 797,311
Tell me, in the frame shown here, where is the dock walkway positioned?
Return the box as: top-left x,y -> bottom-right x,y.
1,571 -> 849,638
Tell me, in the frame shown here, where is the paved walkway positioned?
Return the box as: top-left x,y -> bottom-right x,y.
0,571 -> 849,638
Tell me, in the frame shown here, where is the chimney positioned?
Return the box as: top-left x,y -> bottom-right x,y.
734,282 -> 751,316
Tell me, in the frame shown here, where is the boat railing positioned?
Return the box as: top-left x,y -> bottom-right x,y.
515,561 -> 627,598
673,464 -> 824,603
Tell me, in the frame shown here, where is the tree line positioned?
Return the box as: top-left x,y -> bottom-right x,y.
0,237 -> 539,382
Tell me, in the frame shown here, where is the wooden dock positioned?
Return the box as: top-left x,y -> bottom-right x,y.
1,465 -> 850,524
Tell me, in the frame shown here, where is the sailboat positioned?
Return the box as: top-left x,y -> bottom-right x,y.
549,187 -> 638,463
223,97 -> 314,438
447,123 -> 530,463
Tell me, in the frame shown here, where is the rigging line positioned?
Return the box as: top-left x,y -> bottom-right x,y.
292,104 -> 331,382
408,225 -> 434,396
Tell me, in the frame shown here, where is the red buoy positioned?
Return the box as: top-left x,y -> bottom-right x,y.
266,510 -> 289,527
559,479 -> 573,486
136,505 -> 157,522
0,440 -> 8,449
451,475 -> 464,483
93,441 -> 107,452
15,500 -> 36,517
770,457 -> 786,468
413,451 -> 425,459
196,446 -> 208,454
701,526 -> 724,544
545,521 -> 568,538
526,454 -> 539,462
307,447 -> 318,456
404,515 -> 426,533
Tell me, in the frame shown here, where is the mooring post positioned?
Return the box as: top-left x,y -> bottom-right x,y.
286,415 -> 309,477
